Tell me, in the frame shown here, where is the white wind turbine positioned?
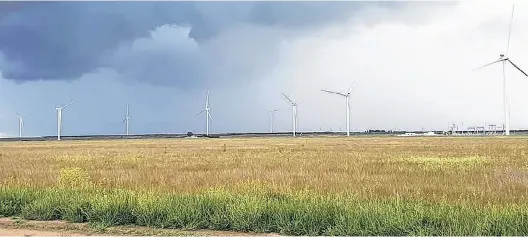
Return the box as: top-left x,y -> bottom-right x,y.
269,109 -> 279,133
282,93 -> 298,137
196,90 -> 213,136
15,113 -> 23,138
474,5 -> 528,136
55,100 -> 74,141
321,79 -> 359,137
123,104 -> 131,136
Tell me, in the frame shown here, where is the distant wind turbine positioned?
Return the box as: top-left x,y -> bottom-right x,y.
282,93 -> 298,137
321,79 -> 359,137
123,104 -> 131,136
197,90 -> 213,136
15,113 -> 23,138
474,5 -> 528,136
269,109 -> 279,133
56,100 -> 74,141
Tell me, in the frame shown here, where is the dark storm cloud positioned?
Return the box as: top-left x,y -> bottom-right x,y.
0,2 -> 385,87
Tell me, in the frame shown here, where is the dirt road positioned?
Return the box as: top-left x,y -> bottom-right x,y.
0,228 -> 84,236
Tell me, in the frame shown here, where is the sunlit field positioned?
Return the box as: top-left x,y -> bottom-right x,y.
1,136 -> 528,235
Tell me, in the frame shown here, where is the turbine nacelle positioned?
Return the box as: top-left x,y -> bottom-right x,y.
472,4 -> 527,137
281,92 -> 298,137
320,79 -> 360,137
123,105 -> 131,136
197,90 -> 213,136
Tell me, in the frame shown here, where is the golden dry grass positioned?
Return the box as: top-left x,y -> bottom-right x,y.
1,136 -> 527,204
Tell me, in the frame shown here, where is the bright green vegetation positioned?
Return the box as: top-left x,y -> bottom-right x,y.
2,186 -> 528,236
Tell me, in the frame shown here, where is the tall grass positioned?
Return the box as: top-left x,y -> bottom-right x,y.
1,186 -> 528,235
1,137 -> 527,203
1,137 -> 528,234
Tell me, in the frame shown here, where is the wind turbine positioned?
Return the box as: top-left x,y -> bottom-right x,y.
474,5 -> 528,136
15,113 -> 23,138
123,104 -> 131,136
282,93 -> 298,137
55,100 -> 74,141
321,79 -> 359,137
196,90 -> 213,136
269,109 -> 279,133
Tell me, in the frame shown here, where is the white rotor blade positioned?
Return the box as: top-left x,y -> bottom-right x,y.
205,90 -> 210,107
347,79 -> 359,94
473,59 -> 503,71
506,4 -> 515,56
63,100 -> 75,109
282,93 -> 295,104
208,112 -> 213,121
196,109 -> 206,115
507,59 -> 528,77
321,89 -> 346,97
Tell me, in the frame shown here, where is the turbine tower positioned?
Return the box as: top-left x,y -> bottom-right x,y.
123,104 -> 131,136
474,5 -> 528,136
321,79 -> 359,137
56,101 -> 74,141
15,113 -> 23,138
282,93 -> 298,137
197,90 -> 213,136
269,109 -> 279,133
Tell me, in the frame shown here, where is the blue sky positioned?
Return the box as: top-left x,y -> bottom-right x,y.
1,1 -> 527,137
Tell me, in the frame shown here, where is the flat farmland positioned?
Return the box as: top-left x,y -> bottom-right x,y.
1,136 -> 528,235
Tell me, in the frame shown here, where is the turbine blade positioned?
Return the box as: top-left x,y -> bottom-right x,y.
282,93 -> 294,104
473,59 -> 503,71
63,100 -> 75,109
347,79 -> 359,94
208,113 -> 213,121
205,90 -> 210,107
321,89 -> 346,97
507,59 -> 528,77
196,109 -> 206,115
506,4 -> 515,55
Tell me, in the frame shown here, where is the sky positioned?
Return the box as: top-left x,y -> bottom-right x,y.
1,1 -> 528,137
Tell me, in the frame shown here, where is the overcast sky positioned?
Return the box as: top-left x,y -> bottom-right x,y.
0,1 -> 527,137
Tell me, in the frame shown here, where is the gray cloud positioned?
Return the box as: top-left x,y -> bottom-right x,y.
0,1 -> 377,88
4,1 -> 523,138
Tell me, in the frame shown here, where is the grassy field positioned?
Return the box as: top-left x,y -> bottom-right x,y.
1,136 -> 528,235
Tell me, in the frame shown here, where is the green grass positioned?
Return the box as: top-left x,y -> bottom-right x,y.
2,186 -> 528,236
1,137 -> 528,235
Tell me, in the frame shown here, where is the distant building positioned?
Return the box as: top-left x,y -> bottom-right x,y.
398,133 -> 417,137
